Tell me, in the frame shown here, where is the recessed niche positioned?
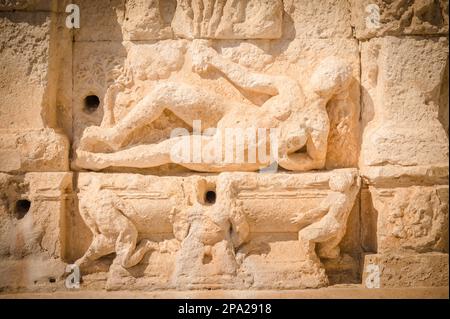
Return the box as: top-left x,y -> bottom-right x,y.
83,95 -> 100,113
205,190 -> 216,204
202,254 -> 212,264
295,144 -> 308,154
15,199 -> 31,220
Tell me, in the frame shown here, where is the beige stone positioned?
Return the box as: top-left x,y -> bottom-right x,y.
71,170 -> 359,290
0,129 -> 69,172
350,0 -> 449,40
172,0 -> 283,39
74,0 -> 126,42
370,185 -> 448,254
363,253 -> 449,288
0,0 -> 63,12
0,172 -> 72,291
360,36 -> 449,168
0,1 -> 448,297
284,0 -> 353,38
0,11 -> 51,130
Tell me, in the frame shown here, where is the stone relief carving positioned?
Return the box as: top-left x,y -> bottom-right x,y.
171,0 -> 283,39
170,178 -> 250,287
75,178 -> 161,269
74,170 -> 360,290
75,40 -> 353,172
120,0 -> 283,41
370,185 -> 449,254
291,171 -> 360,262
0,0 -> 448,296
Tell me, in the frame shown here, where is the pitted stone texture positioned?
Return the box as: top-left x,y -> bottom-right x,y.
0,129 -> 69,172
0,12 -> 51,129
0,172 -> 72,291
363,253 -> 449,288
360,36 -> 449,168
171,0 -> 283,39
74,0 -> 126,42
350,0 -> 449,40
122,0 -> 174,40
370,185 -> 448,254
0,0 -> 65,11
283,0 -> 353,38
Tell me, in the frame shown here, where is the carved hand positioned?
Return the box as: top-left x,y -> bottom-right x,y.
290,212 -> 308,226
291,207 -> 328,227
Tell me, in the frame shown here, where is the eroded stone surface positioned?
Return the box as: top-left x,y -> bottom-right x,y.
370,185 -> 448,254
0,1 -> 448,295
0,129 -> 69,172
363,253 -> 449,288
71,170 -> 359,290
360,36 -> 449,168
350,0 -> 449,40
0,11 -> 51,130
0,172 -> 72,291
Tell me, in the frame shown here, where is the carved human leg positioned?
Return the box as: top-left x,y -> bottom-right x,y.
317,235 -> 342,259
297,217 -> 338,263
79,82 -> 229,152
76,134 -> 213,170
77,188 -> 159,269
211,240 -> 239,275
76,133 -> 265,171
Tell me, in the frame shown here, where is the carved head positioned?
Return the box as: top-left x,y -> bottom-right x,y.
328,173 -> 355,192
310,56 -> 353,99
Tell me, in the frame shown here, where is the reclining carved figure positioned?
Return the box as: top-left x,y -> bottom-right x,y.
76,40 -> 353,172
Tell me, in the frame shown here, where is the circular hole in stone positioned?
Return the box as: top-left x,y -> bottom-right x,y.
15,199 -> 31,220
48,277 -> 56,283
205,191 -> 216,204
83,95 -> 100,113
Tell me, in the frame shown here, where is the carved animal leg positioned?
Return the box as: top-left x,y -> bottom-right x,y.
75,234 -> 115,267
114,223 -> 156,268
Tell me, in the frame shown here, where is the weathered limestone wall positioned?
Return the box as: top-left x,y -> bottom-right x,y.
354,0 -> 449,288
0,0 -> 448,294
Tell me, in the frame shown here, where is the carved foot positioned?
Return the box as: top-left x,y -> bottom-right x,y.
75,150 -> 109,171
78,126 -> 122,152
143,239 -> 159,251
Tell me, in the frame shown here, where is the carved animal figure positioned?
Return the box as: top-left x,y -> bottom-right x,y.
75,178 -> 159,269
